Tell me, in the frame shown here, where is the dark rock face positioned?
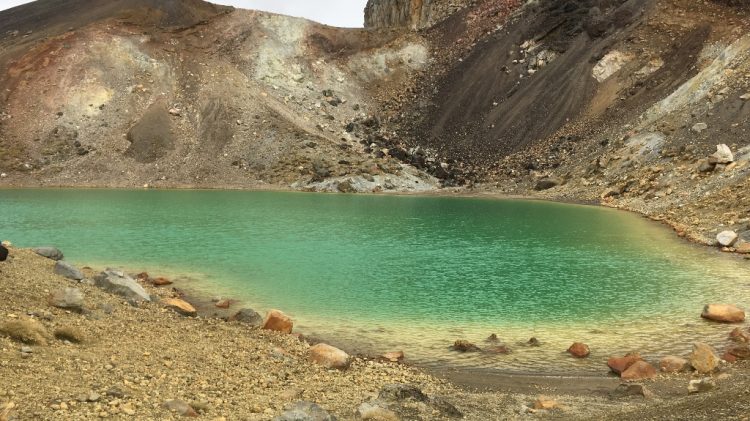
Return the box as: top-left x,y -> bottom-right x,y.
125,100 -> 174,163
0,245 -> 7,261
364,0 -> 472,29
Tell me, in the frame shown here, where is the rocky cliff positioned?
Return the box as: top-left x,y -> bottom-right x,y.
363,0 -> 472,29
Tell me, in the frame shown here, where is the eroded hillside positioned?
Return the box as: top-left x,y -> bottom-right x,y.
1,0 -> 749,249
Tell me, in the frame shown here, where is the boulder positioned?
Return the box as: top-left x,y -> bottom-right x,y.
716,231 -> 739,247
659,356 -> 688,373
228,308 -> 263,326
308,343 -> 350,370
162,298 -> 197,317
162,400 -> 198,417
32,247 -> 64,261
701,304 -> 745,323
273,401 -> 336,421
689,342 -> 720,373
0,244 -> 7,261
379,351 -> 405,363
607,353 -> 642,375
53,261 -> 84,281
262,309 -> 293,333
93,269 -> 151,303
711,144 -> 734,164
621,361 -> 657,381
727,344 -> 750,360
48,288 -> 84,312
688,378 -> 715,394
452,339 -> 480,352
567,342 -> 590,358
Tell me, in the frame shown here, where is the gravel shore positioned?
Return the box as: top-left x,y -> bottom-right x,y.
1,247 -> 749,420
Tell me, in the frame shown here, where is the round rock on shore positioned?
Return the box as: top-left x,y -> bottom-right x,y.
262,309 -> 294,333
568,342 -> 590,358
308,343 -> 351,370
701,304 -> 745,323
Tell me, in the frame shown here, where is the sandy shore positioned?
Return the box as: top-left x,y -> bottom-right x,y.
0,247 -> 749,420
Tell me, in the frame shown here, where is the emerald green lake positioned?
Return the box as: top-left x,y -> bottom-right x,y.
1,189 -> 748,374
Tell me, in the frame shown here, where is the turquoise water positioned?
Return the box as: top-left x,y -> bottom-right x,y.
1,189 -> 748,373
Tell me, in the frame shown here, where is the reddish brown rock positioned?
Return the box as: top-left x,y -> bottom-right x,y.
452,340 -> 480,352
262,309 -> 293,333
723,352 -> 737,363
729,327 -> 749,343
215,299 -> 232,309
621,360 -> 657,381
151,277 -> 173,286
701,304 -> 745,323
379,351 -> 405,363
308,343 -> 350,369
162,298 -> 197,317
567,342 -> 590,358
607,353 -> 642,375
727,344 -> 750,360
659,356 -> 688,373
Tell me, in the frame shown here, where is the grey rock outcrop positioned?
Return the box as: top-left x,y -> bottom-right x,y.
54,261 -> 84,281
94,269 -> 151,303
33,247 -> 64,261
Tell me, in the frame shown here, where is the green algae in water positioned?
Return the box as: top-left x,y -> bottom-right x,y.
1,189 -> 748,373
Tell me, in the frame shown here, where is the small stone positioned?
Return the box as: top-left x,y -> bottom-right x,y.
527,337 -> 540,347
452,339 -> 480,352
162,298 -> 197,317
711,144 -> 734,164
163,400 -> 198,417
690,342 -> 720,374
53,261 -> 84,281
151,277 -> 173,286
168,108 -> 181,117
228,308 -> 263,326
262,310 -> 293,333
729,327 -> 749,342
659,356 -> 688,373
215,299 -> 232,309
87,392 -> 101,402
691,122 -> 708,133
94,269 -> 151,303
308,343 -> 350,370
612,383 -> 653,399
533,396 -> 561,410
688,378 -> 715,394
379,351 -> 405,363
716,232 -> 739,247
727,344 -> 750,360
567,342 -> 590,358
702,303 -> 745,323
621,360 -> 657,381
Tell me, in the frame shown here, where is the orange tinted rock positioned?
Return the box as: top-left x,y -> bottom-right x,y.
567,342 -> 590,358
262,309 -> 293,333
162,298 -> 197,317
701,304 -> 745,323
533,396 -> 562,410
308,343 -> 350,369
723,352 -> 737,363
380,351 -> 405,363
621,361 -> 657,381
215,299 -> 232,309
151,277 -> 173,286
690,342 -> 720,374
727,344 -> 750,360
659,356 -> 688,373
607,353 -> 642,374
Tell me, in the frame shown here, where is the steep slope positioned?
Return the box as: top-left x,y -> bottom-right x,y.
0,0 -> 436,191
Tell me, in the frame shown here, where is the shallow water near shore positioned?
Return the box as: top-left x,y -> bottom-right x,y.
1,189 -> 748,374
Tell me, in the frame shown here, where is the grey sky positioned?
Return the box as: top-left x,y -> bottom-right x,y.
0,0 -> 367,27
